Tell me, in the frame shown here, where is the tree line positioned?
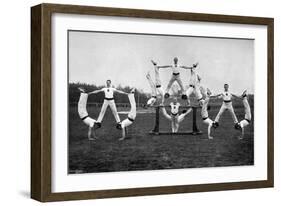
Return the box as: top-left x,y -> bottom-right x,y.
68,82 -> 149,104
69,82 -> 254,108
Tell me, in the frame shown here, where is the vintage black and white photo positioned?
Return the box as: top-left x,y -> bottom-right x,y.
68,30 -> 254,174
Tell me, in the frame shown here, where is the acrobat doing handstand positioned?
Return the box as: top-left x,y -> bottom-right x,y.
117,88 -> 137,141
234,90 -> 252,139
77,87 -> 97,140
146,60 -> 165,106
200,88 -> 214,139
160,97 -> 192,133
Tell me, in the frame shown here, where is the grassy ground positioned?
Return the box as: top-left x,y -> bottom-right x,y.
68,102 -> 254,174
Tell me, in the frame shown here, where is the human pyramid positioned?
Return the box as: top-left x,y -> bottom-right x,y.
77,80 -> 136,141
77,57 -> 252,141
146,57 -> 252,139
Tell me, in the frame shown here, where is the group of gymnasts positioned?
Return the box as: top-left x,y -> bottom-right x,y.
77,57 -> 251,140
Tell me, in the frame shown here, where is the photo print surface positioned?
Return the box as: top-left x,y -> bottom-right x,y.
68,30 -> 254,174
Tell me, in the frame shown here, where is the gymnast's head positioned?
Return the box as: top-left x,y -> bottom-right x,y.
173,57 -> 178,65
106,79 -> 112,87
224,83 -> 229,91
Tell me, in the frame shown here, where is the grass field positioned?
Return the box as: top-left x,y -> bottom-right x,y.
68,101 -> 254,174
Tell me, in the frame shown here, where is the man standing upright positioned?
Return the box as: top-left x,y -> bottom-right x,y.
88,80 -> 128,129
153,57 -> 197,100
212,84 -> 239,128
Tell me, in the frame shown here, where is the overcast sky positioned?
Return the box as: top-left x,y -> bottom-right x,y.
69,31 -> 254,94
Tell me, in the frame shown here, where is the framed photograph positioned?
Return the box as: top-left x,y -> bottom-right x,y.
31,3 -> 274,202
